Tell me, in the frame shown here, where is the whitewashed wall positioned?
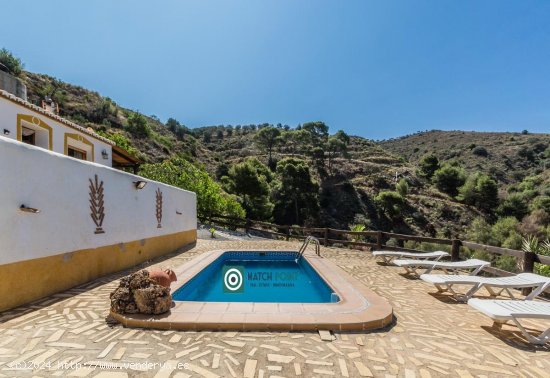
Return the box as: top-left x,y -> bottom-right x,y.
0,137 -> 197,265
0,97 -> 113,166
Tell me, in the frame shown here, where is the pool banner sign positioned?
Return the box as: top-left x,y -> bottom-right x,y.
222,264 -> 303,295
223,266 -> 245,293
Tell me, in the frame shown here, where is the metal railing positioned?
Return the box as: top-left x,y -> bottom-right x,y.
296,236 -> 321,260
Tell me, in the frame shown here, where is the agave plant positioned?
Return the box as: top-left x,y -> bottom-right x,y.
522,235 -> 550,277
522,235 -> 550,254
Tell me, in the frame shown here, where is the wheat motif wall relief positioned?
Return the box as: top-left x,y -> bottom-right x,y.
156,188 -> 163,228
89,174 -> 105,234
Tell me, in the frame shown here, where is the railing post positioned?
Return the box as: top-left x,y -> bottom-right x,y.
521,251 -> 536,273
451,239 -> 460,262
376,231 -> 383,250
324,228 -> 329,247
285,226 -> 290,241
245,218 -> 251,234
521,251 -> 536,296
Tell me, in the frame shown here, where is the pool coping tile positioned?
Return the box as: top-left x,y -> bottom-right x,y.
110,249 -> 393,331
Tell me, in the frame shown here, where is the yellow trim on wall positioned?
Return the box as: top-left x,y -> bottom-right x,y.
3,93 -> 115,146
16,114 -> 53,150
64,132 -> 95,162
0,229 -> 197,312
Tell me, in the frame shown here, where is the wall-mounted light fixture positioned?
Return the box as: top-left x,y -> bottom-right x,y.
133,180 -> 147,190
3,129 -> 10,135
101,149 -> 109,159
20,204 -> 40,213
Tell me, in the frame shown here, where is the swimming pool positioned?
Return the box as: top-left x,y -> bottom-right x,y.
172,251 -> 338,303
111,249 -> 393,331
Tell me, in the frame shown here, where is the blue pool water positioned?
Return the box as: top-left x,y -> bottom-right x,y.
172,251 -> 338,303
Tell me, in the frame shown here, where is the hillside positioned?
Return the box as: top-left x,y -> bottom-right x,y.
22,71 -> 218,168
381,130 -> 550,188
16,71 -> 550,243
190,126 -> 483,236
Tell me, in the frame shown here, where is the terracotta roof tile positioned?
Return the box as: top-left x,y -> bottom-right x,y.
0,89 -> 115,146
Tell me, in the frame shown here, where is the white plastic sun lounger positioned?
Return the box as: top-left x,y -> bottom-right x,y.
420,273 -> 550,302
393,258 -> 490,277
372,250 -> 449,264
468,299 -> 550,345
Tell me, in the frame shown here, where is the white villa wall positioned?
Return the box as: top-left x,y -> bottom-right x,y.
0,137 -> 197,311
0,137 -> 196,265
0,97 -> 113,166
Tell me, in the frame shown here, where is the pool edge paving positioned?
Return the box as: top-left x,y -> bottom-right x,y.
110,249 -> 394,331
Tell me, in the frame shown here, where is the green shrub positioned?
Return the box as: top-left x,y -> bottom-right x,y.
531,196 -> 550,213
432,163 -> 466,197
471,146 -> 488,157
465,217 -> 521,272
466,218 -> 493,244
417,154 -> 439,179
0,48 -> 24,76
126,113 -> 151,137
396,178 -> 409,197
139,158 -> 245,218
497,193 -> 529,220
375,191 -> 405,216
349,224 -> 366,242
151,132 -> 174,150
272,158 -> 319,225
467,216 -> 522,250
492,217 -> 522,249
517,146 -> 535,162
519,209 -> 550,239
222,158 -> 274,221
96,130 -> 139,157
518,175 -> 542,192
458,173 -> 498,211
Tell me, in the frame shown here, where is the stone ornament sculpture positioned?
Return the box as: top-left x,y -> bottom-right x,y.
110,269 -> 176,315
89,174 -> 105,234
155,188 -> 163,228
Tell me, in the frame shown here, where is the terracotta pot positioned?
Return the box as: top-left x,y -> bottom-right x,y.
148,269 -> 177,289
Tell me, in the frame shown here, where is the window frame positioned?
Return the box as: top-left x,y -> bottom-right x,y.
64,133 -> 95,162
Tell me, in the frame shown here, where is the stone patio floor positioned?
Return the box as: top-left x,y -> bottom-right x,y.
0,239 -> 549,378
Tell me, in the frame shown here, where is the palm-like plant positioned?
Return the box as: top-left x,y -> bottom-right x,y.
349,224 -> 366,242
522,235 -> 550,254
522,235 -> 550,276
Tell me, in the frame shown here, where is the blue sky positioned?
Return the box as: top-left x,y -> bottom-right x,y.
2,1 -> 550,139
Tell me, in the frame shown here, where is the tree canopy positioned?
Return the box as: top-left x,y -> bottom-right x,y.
432,162 -> 466,197
139,158 -> 245,218
272,158 -> 319,225
126,112 -> 151,137
221,158 -> 274,220
254,126 -> 281,168
458,173 -> 499,211
418,154 -> 440,179
0,48 -> 24,76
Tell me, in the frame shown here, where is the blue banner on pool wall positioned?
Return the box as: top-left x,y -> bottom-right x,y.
223,266 -> 245,293
246,271 -> 299,288
223,264 -> 300,294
